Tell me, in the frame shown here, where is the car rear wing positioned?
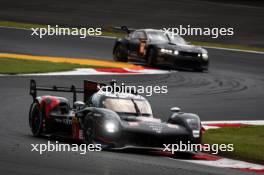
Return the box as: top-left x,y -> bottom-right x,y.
29,79 -> 84,104
83,80 -> 106,103
30,79 -> 108,103
30,79 -> 138,104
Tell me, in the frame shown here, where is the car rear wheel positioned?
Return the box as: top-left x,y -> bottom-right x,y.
147,48 -> 157,66
29,102 -> 43,136
113,44 -> 128,62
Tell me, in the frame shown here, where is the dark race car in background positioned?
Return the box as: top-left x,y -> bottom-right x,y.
29,79 -> 203,150
113,28 -> 209,72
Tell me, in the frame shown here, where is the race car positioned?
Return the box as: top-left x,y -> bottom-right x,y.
113,27 -> 209,72
29,79 -> 202,149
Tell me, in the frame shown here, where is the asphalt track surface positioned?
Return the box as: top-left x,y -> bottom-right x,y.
0,0 -> 264,47
0,27 -> 264,175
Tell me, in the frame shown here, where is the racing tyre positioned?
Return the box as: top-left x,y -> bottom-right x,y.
113,44 -> 128,62
29,102 -> 43,136
83,115 -> 95,144
194,67 -> 205,72
147,48 -> 157,66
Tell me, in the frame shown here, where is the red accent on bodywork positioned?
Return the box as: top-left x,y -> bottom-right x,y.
84,81 -> 99,92
39,96 -> 60,118
72,117 -> 80,140
150,150 -> 173,157
192,153 -> 221,161
201,126 -> 206,134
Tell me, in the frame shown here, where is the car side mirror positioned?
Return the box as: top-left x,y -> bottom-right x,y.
74,101 -> 85,110
170,107 -> 181,112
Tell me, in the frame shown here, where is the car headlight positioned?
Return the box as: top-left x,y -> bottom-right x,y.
105,121 -> 118,133
160,48 -> 173,54
192,130 -> 200,138
202,53 -> 208,60
174,50 -> 179,55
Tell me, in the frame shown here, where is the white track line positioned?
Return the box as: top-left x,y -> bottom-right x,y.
15,68 -> 171,76
202,120 -> 264,130
202,120 -> 264,125
203,46 -> 264,54
178,157 -> 264,171
0,26 -> 31,31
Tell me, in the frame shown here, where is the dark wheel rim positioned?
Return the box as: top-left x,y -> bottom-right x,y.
114,45 -> 128,62
29,103 -> 42,135
147,49 -> 155,66
114,46 -> 122,61
84,119 -> 94,144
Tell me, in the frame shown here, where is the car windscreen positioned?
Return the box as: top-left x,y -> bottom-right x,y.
168,34 -> 187,45
147,31 -> 170,42
103,98 -> 152,115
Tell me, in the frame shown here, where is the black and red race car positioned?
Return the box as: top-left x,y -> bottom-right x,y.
29,79 -> 202,149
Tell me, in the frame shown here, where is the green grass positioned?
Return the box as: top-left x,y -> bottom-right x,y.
1,20 -> 264,52
102,31 -> 126,38
0,21 -> 47,29
203,125 -> 264,164
0,58 -> 108,74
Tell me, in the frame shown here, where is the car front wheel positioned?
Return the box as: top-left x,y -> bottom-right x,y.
83,116 -> 95,144
29,102 -> 43,136
113,44 -> 128,62
147,48 -> 157,66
